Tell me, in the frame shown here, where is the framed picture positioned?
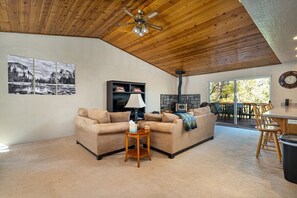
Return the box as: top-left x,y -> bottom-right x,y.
35,59 -> 57,95
57,62 -> 75,95
8,55 -> 34,94
7,55 -> 76,95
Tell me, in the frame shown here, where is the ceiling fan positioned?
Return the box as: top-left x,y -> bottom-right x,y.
122,8 -> 163,36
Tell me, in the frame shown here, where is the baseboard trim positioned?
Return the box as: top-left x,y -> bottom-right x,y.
146,136 -> 214,159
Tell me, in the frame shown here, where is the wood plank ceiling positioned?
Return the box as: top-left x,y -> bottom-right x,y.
0,0 -> 281,76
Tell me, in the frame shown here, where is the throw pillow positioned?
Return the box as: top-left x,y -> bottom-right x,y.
109,111 -> 131,123
88,109 -> 111,123
190,106 -> 211,116
144,113 -> 162,122
162,112 -> 179,123
78,107 -> 88,117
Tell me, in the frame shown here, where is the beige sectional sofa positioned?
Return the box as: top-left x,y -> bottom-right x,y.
75,108 -> 131,160
138,107 -> 216,158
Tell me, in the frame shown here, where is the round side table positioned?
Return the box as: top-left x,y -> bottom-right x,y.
125,128 -> 151,168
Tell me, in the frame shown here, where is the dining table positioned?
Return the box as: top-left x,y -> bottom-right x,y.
262,106 -> 297,134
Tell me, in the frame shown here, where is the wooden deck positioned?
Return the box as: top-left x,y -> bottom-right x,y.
210,102 -> 262,130
216,116 -> 256,130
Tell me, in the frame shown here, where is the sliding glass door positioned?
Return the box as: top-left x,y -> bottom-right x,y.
209,77 -> 271,127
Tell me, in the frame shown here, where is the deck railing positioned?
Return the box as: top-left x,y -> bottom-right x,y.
210,102 -> 268,119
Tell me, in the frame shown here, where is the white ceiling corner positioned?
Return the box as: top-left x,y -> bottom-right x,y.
241,0 -> 297,64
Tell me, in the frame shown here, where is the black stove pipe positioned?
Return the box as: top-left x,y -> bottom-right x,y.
175,70 -> 185,103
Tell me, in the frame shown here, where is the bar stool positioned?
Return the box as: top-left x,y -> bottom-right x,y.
260,104 -> 282,151
253,106 -> 282,161
261,104 -> 279,127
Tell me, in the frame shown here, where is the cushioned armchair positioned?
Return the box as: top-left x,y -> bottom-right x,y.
75,108 -> 131,160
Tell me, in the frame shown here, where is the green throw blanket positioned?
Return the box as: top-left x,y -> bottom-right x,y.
175,113 -> 197,131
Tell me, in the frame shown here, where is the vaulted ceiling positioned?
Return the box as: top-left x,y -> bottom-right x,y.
0,0 -> 281,76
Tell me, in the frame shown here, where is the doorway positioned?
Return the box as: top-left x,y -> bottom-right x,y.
209,76 -> 271,128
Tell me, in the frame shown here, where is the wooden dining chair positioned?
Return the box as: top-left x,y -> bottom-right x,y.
262,103 -> 271,111
253,105 -> 282,161
260,104 -> 279,127
267,102 -> 274,110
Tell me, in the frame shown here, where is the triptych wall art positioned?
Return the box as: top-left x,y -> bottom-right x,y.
8,55 -> 75,95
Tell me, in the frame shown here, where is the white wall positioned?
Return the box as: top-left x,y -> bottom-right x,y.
0,32 -> 176,145
182,63 -> 297,107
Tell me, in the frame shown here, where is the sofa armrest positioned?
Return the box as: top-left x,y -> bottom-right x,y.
92,122 -> 129,135
75,116 -> 98,130
138,120 -> 180,134
195,113 -> 217,130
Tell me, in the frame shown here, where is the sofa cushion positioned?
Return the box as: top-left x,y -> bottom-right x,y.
88,109 -> 111,123
190,106 -> 211,116
78,107 -> 88,117
162,112 -> 179,123
144,113 -> 162,122
109,111 -> 131,123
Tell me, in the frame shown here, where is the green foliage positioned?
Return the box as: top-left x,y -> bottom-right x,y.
210,81 -> 234,102
210,78 -> 270,103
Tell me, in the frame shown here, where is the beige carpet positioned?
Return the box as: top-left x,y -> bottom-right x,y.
1,126 -> 297,198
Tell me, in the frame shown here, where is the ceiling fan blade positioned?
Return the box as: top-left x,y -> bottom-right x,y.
123,8 -> 137,20
147,23 -> 163,31
146,11 -> 158,19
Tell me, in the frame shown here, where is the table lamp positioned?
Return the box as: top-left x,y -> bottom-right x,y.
125,94 -> 146,122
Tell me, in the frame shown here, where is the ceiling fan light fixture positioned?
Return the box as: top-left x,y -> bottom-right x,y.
133,26 -> 141,34
133,25 -> 148,36
123,8 -> 162,37
141,26 -> 149,34
137,9 -> 143,15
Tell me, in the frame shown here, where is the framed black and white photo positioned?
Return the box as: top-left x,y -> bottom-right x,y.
34,59 -> 57,95
57,62 -> 75,95
8,55 -> 76,95
8,55 -> 34,94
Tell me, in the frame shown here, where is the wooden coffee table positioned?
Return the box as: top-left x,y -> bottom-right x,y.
125,128 -> 151,168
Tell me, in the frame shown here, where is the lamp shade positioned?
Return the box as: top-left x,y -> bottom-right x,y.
125,94 -> 146,108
